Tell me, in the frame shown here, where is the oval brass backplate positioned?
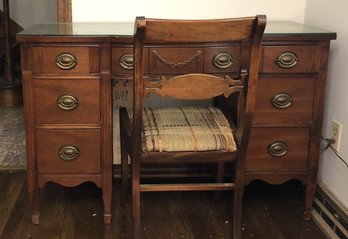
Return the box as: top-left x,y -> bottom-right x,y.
275,51 -> 298,68
56,53 -> 77,70
268,141 -> 288,157
57,94 -> 79,111
212,52 -> 234,69
119,53 -> 134,70
271,93 -> 293,109
58,145 -> 80,161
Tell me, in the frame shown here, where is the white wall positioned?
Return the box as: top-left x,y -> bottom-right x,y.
5,0 -> 57,29
305,0 -> 348,209
72,0 -> 306,23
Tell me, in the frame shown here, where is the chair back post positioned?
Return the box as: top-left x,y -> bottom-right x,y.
235,15 -> 266,180
245,15 -> 267,115
132,16 -> 146,158
238,15 -> 266,138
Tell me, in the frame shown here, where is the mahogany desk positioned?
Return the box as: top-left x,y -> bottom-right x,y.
16,21 -> 336,223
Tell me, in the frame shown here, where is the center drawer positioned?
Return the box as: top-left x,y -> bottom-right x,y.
36,129 -> 101,174
34,77 -> 100,125
111,45 -> 242,76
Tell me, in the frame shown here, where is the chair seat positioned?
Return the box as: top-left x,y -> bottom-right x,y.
128,106 -> 237,152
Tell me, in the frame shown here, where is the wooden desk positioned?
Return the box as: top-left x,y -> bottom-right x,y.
16,21 -> 336,223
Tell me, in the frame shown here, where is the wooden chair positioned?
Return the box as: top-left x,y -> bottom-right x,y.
120,15 -> 266,239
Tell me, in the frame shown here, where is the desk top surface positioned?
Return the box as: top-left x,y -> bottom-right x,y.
17,21 -> 337,41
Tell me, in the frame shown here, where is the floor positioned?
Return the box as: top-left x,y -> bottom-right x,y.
0,107 -> 327,238
0,172 -> 327,239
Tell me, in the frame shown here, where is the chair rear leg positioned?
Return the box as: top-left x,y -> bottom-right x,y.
213,162 -> 225,201
120,126 -> 129,204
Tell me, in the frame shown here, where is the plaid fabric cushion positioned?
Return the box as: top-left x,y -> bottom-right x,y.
128,106 -> 237,152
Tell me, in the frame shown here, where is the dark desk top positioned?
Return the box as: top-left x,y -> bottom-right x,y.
17,21 -> 337,42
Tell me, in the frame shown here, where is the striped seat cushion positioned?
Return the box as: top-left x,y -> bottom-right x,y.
128,106 -> 237,152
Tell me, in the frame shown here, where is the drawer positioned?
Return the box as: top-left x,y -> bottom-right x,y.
204,46 -> 240,73
246,127 -> 310,170
111,47 -> 148,75
112,47 -> 133,75
31,46 -> 100,74
34,78 -> 100,124
253,77 -> 315,124
148,47 -> 204,74
260,45 -> 321,73
36,129 -> 101,174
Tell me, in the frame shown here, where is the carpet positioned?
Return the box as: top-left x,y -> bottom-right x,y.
0,107 -> 26,169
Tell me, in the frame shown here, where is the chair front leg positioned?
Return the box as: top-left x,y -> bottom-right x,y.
132,156 -> 142,239
233,177 -> 244,239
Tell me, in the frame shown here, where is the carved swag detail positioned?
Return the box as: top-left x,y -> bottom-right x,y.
152,50 -> 202,69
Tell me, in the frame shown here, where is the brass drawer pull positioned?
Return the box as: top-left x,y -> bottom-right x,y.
58,145 -> 80,161
271,93 -> 293,109
268,141 -> 288,157
275,51 -> 298,68
213,52 -> 234,69
119,53 -> 134,70
56,53 -> 77,70
57,94 -> 79,111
